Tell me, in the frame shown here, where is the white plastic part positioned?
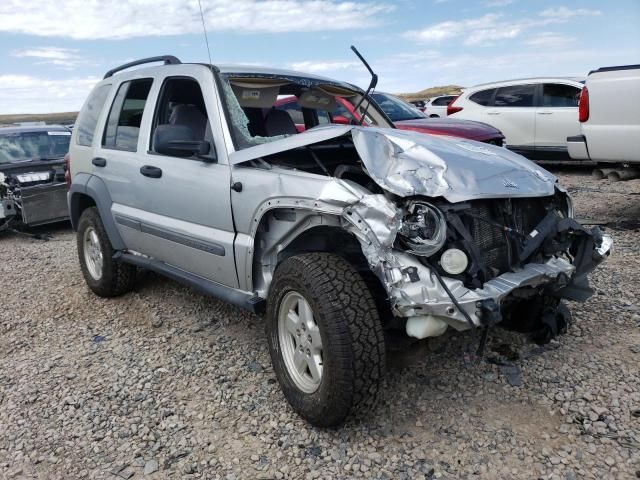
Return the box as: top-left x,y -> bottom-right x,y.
440,248 -> 468,275
406,315 -> 448,339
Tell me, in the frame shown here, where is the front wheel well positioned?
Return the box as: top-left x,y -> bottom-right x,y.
276,226 -> 393,323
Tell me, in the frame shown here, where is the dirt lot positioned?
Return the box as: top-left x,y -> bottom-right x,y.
1,168 -> 639,480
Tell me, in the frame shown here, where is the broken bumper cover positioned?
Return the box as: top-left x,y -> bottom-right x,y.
390,234 -> 612,333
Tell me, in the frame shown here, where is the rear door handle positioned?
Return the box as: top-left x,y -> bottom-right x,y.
537,111 -> 553,115
140,165 -> 162,178
92,157 -> 107,167
487,110 -> 500,115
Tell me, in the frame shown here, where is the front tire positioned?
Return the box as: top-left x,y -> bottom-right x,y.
266,253 -> 386,427
77,207 -> 136,297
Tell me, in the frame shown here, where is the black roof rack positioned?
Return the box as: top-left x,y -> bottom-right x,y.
104,55 -> 181,79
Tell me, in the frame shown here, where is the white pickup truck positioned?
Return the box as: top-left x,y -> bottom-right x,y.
567,64 -> 640,164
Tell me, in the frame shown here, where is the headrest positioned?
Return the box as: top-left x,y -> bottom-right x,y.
264,109 -> 297,136
298,90 -> 337,111
231,84 -> 280,108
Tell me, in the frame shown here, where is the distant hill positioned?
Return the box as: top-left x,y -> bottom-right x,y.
397,85 -> 464,102
0,112 -> 78,127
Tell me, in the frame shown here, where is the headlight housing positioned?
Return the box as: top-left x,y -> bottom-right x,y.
398,201 -> 447,256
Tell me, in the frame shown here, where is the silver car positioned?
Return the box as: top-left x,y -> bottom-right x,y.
67,56 -> 611,426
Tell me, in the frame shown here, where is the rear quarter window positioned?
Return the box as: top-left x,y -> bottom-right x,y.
75,84 -> 111,146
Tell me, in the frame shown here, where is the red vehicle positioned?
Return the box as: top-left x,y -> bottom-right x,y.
275,91 -> 505,146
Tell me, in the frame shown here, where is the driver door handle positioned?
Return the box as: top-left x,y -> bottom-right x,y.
140,165 -> 162,178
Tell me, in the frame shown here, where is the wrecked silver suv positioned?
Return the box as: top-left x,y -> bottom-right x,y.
68,56 -> 611,427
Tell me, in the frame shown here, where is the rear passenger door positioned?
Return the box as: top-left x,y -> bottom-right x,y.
534,83 -> 581,150
94,78 -> 153,228
485,84 -> 536,150
117,68 -> 239,288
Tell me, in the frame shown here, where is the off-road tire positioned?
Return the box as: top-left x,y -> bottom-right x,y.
77,207 -> 135,297
266,253 -> 386,427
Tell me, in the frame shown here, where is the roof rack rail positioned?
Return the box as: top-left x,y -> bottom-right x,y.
104,55 -> 181,79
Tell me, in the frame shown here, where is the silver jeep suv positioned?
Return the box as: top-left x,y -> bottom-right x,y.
68,55 -> 611,426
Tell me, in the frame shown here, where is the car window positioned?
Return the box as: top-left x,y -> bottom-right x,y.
331,102 -> 354,121
542,83 -> 580,107
277,99 -> 305,124
150,77 -> 211,155
468,89 -> 495,106
76,84 -> 111,146
370,93 -> 424,121
0,130 -> 71,163
317,109 -> 330,125
494,85 -> 535,107
432,96 -> 454,106
103,78 -> 153,151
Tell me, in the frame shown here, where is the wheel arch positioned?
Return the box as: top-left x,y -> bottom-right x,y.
68,173 -> 125,250
249,206 -> 391,320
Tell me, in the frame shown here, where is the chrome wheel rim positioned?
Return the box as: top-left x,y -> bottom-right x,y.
83,227 -> 103,280
277,291 -> 323,393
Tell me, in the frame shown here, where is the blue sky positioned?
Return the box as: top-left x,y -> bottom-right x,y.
1,0 -> 638,114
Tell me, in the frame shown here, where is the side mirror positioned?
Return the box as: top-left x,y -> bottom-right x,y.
332,115 -> 350,125
153,124 -> 216,162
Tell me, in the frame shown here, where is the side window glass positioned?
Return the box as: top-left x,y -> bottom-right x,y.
76,84 -> 111,146
103,79 -> 152,151
151,77 -> 211,156
468,89 -> 495,106
317,110 -> 330,125
542,84 -> 580,107
494,85 -> 535,107
433,96 -> 453,106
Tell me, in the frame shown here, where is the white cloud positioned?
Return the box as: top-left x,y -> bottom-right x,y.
484,0 -> 513,6
404,14 -> 522,46
0,75 -> 99,114
525,32 -> 576,47
404,6 -> 603,47
288,61 -> 360,73
0,0 -> 393,39
10,47 -> 82,68
540,7 -> 601,19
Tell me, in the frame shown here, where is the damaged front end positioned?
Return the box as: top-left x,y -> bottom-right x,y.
340,129 -> 612,342
0,167 -> 69,231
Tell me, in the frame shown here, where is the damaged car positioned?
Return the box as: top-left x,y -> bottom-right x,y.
68,55 -> 611,427
0,125 -> 71,232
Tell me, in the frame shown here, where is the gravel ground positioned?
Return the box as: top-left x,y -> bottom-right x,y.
1,168 -> 639,480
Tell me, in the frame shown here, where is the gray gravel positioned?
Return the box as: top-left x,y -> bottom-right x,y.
1,167 -> 639,479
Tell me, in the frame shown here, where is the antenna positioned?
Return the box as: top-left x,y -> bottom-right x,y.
197,0 -> 213,65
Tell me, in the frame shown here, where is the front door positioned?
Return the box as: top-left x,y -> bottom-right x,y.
112,68 -> 239,288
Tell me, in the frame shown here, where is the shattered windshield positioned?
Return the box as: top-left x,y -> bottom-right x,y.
0,130 -> 71,164
217,72 -> 389,151
371,93 -> 426,122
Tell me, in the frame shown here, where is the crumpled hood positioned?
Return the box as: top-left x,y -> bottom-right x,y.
394,117 -> 503,140
351,127 -> 556,203
228,125 -> 556,203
